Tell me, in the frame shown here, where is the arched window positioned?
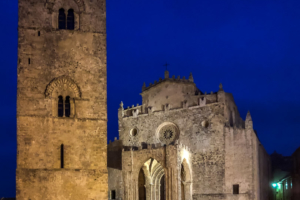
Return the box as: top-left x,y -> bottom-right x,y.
61,144 -> 64,168
58,8 -> 66,29
67,9 -> 75,30
58,96 -> 64,117
65,96 -> 71,117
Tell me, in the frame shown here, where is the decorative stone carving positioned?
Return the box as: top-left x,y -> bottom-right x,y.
46,0 -> 85,12
45,76 -> 81,98
157,123 -> 179,145
74,0 -> 85,12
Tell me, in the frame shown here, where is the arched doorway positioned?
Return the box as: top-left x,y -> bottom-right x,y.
139,158 -> 166,200
138,168 -> 146,200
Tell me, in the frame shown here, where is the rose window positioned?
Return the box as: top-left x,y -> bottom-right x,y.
163,129 -> 173,140
158,124 -> 179,144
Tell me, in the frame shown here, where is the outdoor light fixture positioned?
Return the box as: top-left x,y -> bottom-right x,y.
272,183 -> 277,188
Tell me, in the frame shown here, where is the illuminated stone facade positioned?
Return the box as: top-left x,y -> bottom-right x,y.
108,71 -> 271,200
16,0 -> 107,199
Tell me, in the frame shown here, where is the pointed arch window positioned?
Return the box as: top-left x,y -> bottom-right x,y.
58,8 -> 66,29
58,96 -> 64,117
67,9 -> 75,30
65,96 -> 71,117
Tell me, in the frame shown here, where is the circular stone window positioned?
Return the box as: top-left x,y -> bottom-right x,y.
130,128 -> 138,136
157,123 -> 179,145
201,120 -> 209,128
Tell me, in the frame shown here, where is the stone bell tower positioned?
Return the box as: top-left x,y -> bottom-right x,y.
17,0 -> 107,199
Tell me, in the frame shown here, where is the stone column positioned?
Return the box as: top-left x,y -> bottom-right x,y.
145,183 -> 151,200
70,98 -> 75,117
184,182 -> 192,200
151,183 -> 155,200
155,184 -> 160,200
52,97 -> 58,117
63,96 -> 66,117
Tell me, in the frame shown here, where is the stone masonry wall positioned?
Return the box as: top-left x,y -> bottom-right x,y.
224,127 -> 255,200
141,81 -> 198,110
16,169 -> 107,200
119,100 -> 227,197
17,0 -> 107,199
17,117 -> 106,169
108,168 -> 123,200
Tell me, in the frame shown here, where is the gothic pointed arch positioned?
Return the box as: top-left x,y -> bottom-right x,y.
45,76 -> 81,98
138,158 -> 166,200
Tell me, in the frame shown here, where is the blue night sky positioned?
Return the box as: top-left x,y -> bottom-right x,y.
1,0 -> 300,197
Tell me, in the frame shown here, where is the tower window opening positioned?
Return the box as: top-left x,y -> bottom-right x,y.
65,96 -> 71,117
28,58 -> 30,64
233,184 -> 239,194
67,9 -> 75,30
58,96 -> 64,117
38,31 -> 40,36
58,8 -> 66,29
111,190 -> 116,199
60,144 -> 64,168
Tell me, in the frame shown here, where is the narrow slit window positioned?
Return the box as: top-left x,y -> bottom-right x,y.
65,96 -> 70,117
58,8 -> 66,29
61,144 -> 64,168
38,31 -> 40,36
111,190 -> 116,199
67,9 -> 75,30
58,96 -> 64,117
233,184 -> 239,194
28,58 -> 30,64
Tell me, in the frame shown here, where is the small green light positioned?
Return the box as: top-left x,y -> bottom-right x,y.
272,183 -> 277,188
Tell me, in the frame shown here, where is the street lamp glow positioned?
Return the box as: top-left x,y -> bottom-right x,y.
272,183 -> 277,188
277,183 -> 281,189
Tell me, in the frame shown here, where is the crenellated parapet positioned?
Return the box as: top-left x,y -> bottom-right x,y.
142,71 -> 195,92
120,140 -> 192,153
119,91 -> 220,118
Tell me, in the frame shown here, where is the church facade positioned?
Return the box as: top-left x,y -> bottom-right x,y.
16,0 -> 272,200
108,71 -> 271,200
17,0 -> 107,199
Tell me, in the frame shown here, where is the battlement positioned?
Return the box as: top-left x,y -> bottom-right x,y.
142,71 -> 195,92
120,140 -> 191,152
119,91 -> 218,118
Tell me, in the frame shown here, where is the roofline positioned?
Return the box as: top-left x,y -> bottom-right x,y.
141,78 -> 198,94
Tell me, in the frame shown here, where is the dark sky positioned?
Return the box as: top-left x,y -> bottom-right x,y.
1,0 -> 300,197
